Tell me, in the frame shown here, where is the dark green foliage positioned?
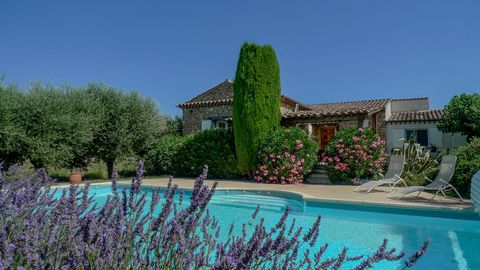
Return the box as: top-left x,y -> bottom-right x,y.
160,116 -> 183,136
0,80 -> 164,177
17,84 -> 95,169
174,129 -> 238,178
452,137 -> 480,198
86,83 -> 161,177
255,127 -> 318,184
438,93 -> 480,141
0,83 -> 29,166
393,139 -> 442,186
233,42 -> 282,173
145,135 -> 187,175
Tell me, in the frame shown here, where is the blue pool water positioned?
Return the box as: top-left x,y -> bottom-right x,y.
87,184 -> 480,269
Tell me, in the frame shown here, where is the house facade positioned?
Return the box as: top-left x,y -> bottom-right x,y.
178,80 -> 466,152
386,103 -> 466,151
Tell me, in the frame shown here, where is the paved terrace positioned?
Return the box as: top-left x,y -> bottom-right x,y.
118,177 -> 472,211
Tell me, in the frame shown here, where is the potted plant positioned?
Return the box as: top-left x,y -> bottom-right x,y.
68,169 -> 83,184
67,157 -> 89,184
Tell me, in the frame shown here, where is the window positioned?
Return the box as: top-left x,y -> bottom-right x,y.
217,121 -> 226,129
202,119 -> 231,131
405,129 -> 429,146
215,120 -> 230,131
201,120 -> 212,131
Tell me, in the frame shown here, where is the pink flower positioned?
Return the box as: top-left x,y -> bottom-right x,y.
352,136 -> 360,142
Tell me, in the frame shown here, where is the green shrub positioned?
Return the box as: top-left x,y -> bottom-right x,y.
145,135 -> 186,175
393,139 -> 442,185
452,137 -> 480,198
323,128 -> 387,183
174,129 -> 238,178
254,127 -> 318,184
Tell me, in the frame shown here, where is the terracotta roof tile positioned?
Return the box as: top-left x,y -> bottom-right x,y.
392,97 -> 428,101
281,99 -> 390,118
177,80 -> 233,108
177,80 -> 310,110
388,109 -> 444,123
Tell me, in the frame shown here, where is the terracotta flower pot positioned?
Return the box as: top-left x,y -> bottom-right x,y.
69,172 -> 82,184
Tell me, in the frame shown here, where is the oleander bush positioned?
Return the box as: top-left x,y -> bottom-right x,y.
452,137 -> 480,198
174,129 -> 238,178
0,162 -> 430,269
323,128 -> 388,183
254,127 -> 318,184
145,135 -> 187,175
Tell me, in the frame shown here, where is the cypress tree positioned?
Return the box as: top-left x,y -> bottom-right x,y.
232,42 -> 281,174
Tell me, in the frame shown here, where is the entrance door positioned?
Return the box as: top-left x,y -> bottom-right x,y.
313,125 -> 336,150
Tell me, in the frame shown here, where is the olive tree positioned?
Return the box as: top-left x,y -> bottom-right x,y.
438,93 -> 480,141
87,83 -> 161,178
18,83 -> 94,169
0,83 -> 29,166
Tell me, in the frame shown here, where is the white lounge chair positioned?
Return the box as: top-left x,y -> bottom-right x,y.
354,155 -> 406,193
388,155 -> 463,201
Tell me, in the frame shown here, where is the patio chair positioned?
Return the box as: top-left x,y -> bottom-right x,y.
388,155 -> 463,201
354,155 -> 406,193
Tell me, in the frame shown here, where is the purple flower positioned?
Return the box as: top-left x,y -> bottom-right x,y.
0,162 -> 430,270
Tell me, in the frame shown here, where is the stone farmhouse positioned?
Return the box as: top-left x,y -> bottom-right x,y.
178,80 -> 466,152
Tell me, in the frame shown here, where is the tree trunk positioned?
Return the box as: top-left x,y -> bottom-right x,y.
107,159 -> 115,180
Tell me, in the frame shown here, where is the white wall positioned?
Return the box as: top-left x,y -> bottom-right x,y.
442,132 -> 467,150
385,101 -> 392,121
386,122 -> 466,152
391,99 -> 429,113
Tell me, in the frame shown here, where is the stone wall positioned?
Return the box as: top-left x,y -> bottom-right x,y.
183,105 -> 388,143
183,102 -> 294,135
182,105 -> 232,135
375,110 -> 387,142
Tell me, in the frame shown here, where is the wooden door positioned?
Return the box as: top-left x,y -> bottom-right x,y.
320,126 -> 336,149
312,125 -> 337,150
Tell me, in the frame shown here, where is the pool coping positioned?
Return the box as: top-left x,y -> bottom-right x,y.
76,180 -> 476,213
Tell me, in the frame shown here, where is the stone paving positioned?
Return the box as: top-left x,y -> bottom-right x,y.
117,177 -> 472,210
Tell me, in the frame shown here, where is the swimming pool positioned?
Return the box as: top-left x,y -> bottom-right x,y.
89,184 -> 480,269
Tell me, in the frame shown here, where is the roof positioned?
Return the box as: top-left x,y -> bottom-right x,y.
178,79 -> 234,109
178,80 -> 433,120
388,109 -> 444,123
282,99 -> 390,118
392,97 -> 429,101
177,80 -> 310,110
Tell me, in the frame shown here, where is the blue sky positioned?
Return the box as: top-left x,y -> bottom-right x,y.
1,0 -> 479,116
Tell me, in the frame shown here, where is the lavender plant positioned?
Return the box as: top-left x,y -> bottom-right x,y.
0,161 -> 430,269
